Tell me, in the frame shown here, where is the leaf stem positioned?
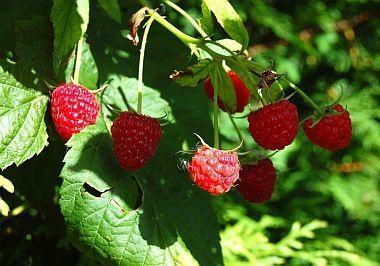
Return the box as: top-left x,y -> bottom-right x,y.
227,113 -> 243,143
281,77 -> 324,115
137,16 -> 155,114
147,9 -> 202,46
213,81 -> 219,149
164,1 -> 208,38
73,36 -> 84,84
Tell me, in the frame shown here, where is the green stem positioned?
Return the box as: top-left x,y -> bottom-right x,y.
164,1 -> 208,38
147,9 -> 202,46
73,36 -> 84,84
282,77 -> 324,115
227,113 -> 243,143
137,16 -> 155,114
213,82 -> 219,149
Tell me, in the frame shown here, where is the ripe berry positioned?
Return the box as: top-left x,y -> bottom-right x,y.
50,83 -> 100,141
111,112 -> 162,171
204,70 -> 251,113
248,100 -> 298,150
188,145 -> 240,195
236,159 -> 276,204
303,104 -> 352,151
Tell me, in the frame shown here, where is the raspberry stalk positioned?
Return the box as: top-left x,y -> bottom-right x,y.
281,77 -> 324,115
213,75 -> 220,149
73,36 -> 84,84
137,16 -> 155,114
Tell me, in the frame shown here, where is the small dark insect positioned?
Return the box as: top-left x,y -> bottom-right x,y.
158,3 -> 166,15
257,69 -> 283,90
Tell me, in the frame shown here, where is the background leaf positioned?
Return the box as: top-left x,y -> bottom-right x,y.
51,0 -> 90,79
0,67 -> 49,170
97,0 -> 122,23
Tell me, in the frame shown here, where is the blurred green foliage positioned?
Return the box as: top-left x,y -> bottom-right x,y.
0,0 -> 379,265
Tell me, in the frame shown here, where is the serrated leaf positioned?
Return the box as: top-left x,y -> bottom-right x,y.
51,0 -> 90,79
59,118 -> 198,265
209,61 -> 236,113
203,0 -> 249,48
0,67 -> 49,170
199,1 -> 213,36
98,0 -> 121,23
172,59 -> 212,87
65,41 -> 99,89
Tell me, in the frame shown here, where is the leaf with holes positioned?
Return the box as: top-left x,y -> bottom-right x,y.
51,0 -> 89,79
0,67 -> 49,170
59,117 -> 198,265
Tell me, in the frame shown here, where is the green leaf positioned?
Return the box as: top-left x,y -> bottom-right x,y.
59,118 -> 198,265
199,1 -> 213,36
203,0 -> 249,48
65,41 -> 99,89
173,59 -> 212,87
51,0 -> 90,79
101,75 -> 173,125
209,61 -> 236,113
0,67 -> 49,170
97,0 -> 121,23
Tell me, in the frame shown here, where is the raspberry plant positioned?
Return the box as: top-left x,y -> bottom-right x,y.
1,0 -> 378,265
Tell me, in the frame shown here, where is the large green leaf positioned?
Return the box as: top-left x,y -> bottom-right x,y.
199,1 -> 213,36
51,0 -> 90,79
65,41 -> 99,90
59,118 -> 198,265
97,0 -> 121,23
0,67 -> 49,170
203,0 -> 249,48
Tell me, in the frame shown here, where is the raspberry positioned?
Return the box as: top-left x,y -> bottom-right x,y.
236,159 -> 276,204
111,112 -> 162,171
50,83 -> 100,141
204,70 -> 251,113
188,145 -> 240,195
303,104 -> 352,151
248,100 -> 298,150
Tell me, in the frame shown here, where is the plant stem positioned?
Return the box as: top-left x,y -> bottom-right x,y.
147,9 -> 202,46
213,81 -> 219,149
73,36 -> 84,84
137,16 -> 155,114
164,0 -> 208,38
228,113 -> 243,143
282,77 -> 324,115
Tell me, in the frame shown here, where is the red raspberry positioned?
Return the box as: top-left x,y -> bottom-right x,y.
50,83 -> 100,141
111,112 -> 162,171
188,145 -> 240,195
248,100 -> 298,150
303,104 -> 352,151
204,70 -> 251,113
236,159 -> 276,204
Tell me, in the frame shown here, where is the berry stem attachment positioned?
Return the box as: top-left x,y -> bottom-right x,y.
213,82 -> 220,149
137,16 -> 155,114
282,77 -> 324,115
163,1 -> 208,38
73,36 -> 84,84
147,9 -> 202,47
227,112 -> 243,143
